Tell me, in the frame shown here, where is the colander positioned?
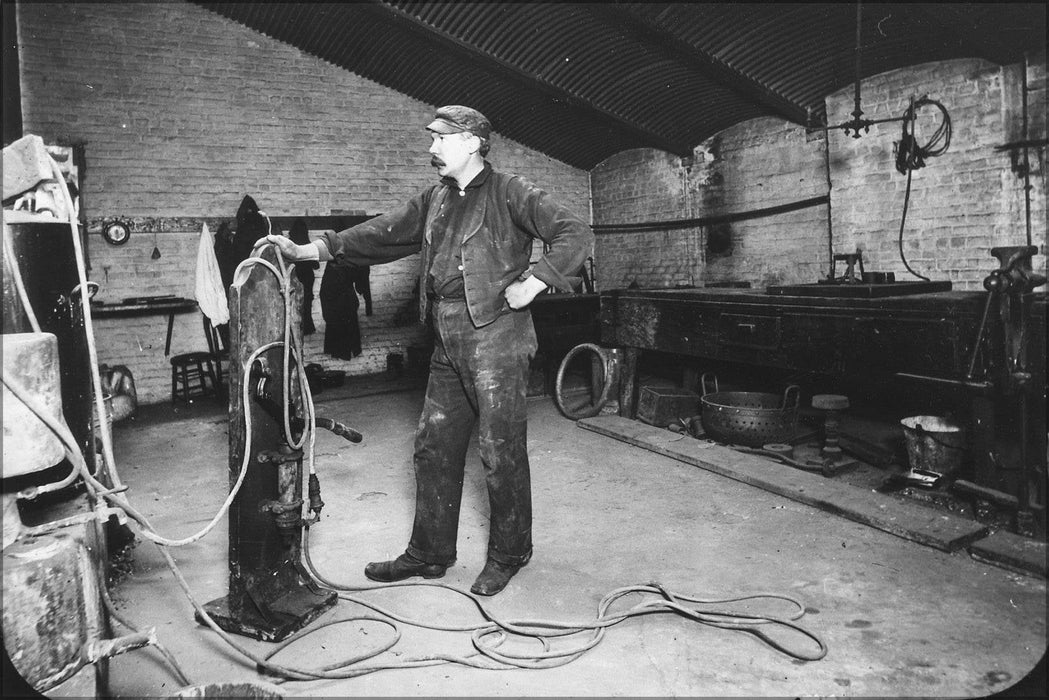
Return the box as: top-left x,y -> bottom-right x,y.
700,373 -> 800,447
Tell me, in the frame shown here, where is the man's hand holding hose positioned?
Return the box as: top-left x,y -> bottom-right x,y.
253,235 -> 331,262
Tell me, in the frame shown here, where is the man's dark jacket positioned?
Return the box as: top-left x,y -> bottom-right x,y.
319,163 -> 592,327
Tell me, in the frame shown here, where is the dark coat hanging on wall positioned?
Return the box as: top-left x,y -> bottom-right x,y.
347,265 -> 372,316
232,195 -> 267,266
215,195 -> 269,297
213,195 -> 269,349
319,262 -> 371,360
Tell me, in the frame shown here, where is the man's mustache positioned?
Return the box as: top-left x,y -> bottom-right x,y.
431,157 -> 445,168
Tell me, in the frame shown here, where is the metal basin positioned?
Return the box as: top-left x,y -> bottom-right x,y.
700,374 -> 800,447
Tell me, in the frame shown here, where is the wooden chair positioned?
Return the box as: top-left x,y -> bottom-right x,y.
203,318 -> 229,393
169,316 -> 226,403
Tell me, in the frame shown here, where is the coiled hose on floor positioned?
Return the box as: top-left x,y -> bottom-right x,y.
553,343 -> 620,420
257,525 -> 829,682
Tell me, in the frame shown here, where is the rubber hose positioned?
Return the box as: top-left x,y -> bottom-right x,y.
554,343 -> 617,420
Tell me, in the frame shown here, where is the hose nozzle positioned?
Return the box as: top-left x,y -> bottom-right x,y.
308,473 -> 324,516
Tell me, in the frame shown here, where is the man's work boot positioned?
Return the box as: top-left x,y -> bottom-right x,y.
470,556 -> 529,596
364,552 -> 447,582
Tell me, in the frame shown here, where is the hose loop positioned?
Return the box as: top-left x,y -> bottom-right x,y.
553,343 -> 620,420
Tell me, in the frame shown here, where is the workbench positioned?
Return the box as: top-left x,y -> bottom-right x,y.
90,296 -> 199,355
599,286 -> 1047,524
600,287 -> 1007,378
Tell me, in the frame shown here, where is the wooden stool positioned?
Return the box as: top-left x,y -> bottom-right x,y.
811,394 -> 850,457
170,351 -> 219,404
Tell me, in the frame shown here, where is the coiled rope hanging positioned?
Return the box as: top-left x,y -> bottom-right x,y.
893,96 -> 952,280
895,97 -> 952,173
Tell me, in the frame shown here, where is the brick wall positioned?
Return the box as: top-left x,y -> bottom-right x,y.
16,1 -> 590,404
696,119 -> 829,288
592,56 -> 1046,292
592,119 -> 829,290
827,58 -> 1046,288
589,148 -> 701,289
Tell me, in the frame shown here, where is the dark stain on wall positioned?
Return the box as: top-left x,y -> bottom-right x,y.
706,222 -> 733,257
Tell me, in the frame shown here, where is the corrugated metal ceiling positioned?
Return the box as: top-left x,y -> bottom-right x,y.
192,2 -> 1046,169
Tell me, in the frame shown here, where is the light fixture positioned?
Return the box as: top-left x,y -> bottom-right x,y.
822,1 -> 908,139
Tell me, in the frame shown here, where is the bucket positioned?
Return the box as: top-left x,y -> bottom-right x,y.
899,415 -> 966,476
304,363 -> 325,395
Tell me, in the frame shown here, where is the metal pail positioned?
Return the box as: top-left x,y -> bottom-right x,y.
900,415 -> 966,476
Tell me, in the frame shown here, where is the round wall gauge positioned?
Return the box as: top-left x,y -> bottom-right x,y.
102,221 -> 131,245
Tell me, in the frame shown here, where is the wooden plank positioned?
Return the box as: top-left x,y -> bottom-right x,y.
578,414 -> 989,552
969,530 -> 1047,578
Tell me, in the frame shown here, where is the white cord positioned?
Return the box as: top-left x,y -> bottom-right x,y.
46,156 -> 125,495
233,235 -> 319,475
3,225 -> 43,333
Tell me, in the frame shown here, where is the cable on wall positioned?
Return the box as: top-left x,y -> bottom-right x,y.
893,96 -> 952,281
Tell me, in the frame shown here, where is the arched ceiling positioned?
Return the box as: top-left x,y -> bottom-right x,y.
192,2 -> 1047,169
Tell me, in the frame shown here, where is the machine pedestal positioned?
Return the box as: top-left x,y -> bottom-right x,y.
203,245 -> 338,643
200,559 -> 335,642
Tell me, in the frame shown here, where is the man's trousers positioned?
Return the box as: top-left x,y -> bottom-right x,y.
405,298 -> 537,567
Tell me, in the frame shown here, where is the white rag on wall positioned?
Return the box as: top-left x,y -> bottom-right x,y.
194,223 -> 229,325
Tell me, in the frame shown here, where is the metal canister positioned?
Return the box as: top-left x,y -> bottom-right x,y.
2,332 -> 66,476
2,534 -> 104,692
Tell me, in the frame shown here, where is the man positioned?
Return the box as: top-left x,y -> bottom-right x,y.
257,105 -> 593,595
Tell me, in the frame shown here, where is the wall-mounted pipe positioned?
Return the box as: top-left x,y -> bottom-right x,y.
592,195 -> 829,234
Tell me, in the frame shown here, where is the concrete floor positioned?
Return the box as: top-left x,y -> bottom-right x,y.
102,376 -> 1046,697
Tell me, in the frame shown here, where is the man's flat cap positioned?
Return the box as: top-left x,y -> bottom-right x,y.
426,105 -> 491,139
